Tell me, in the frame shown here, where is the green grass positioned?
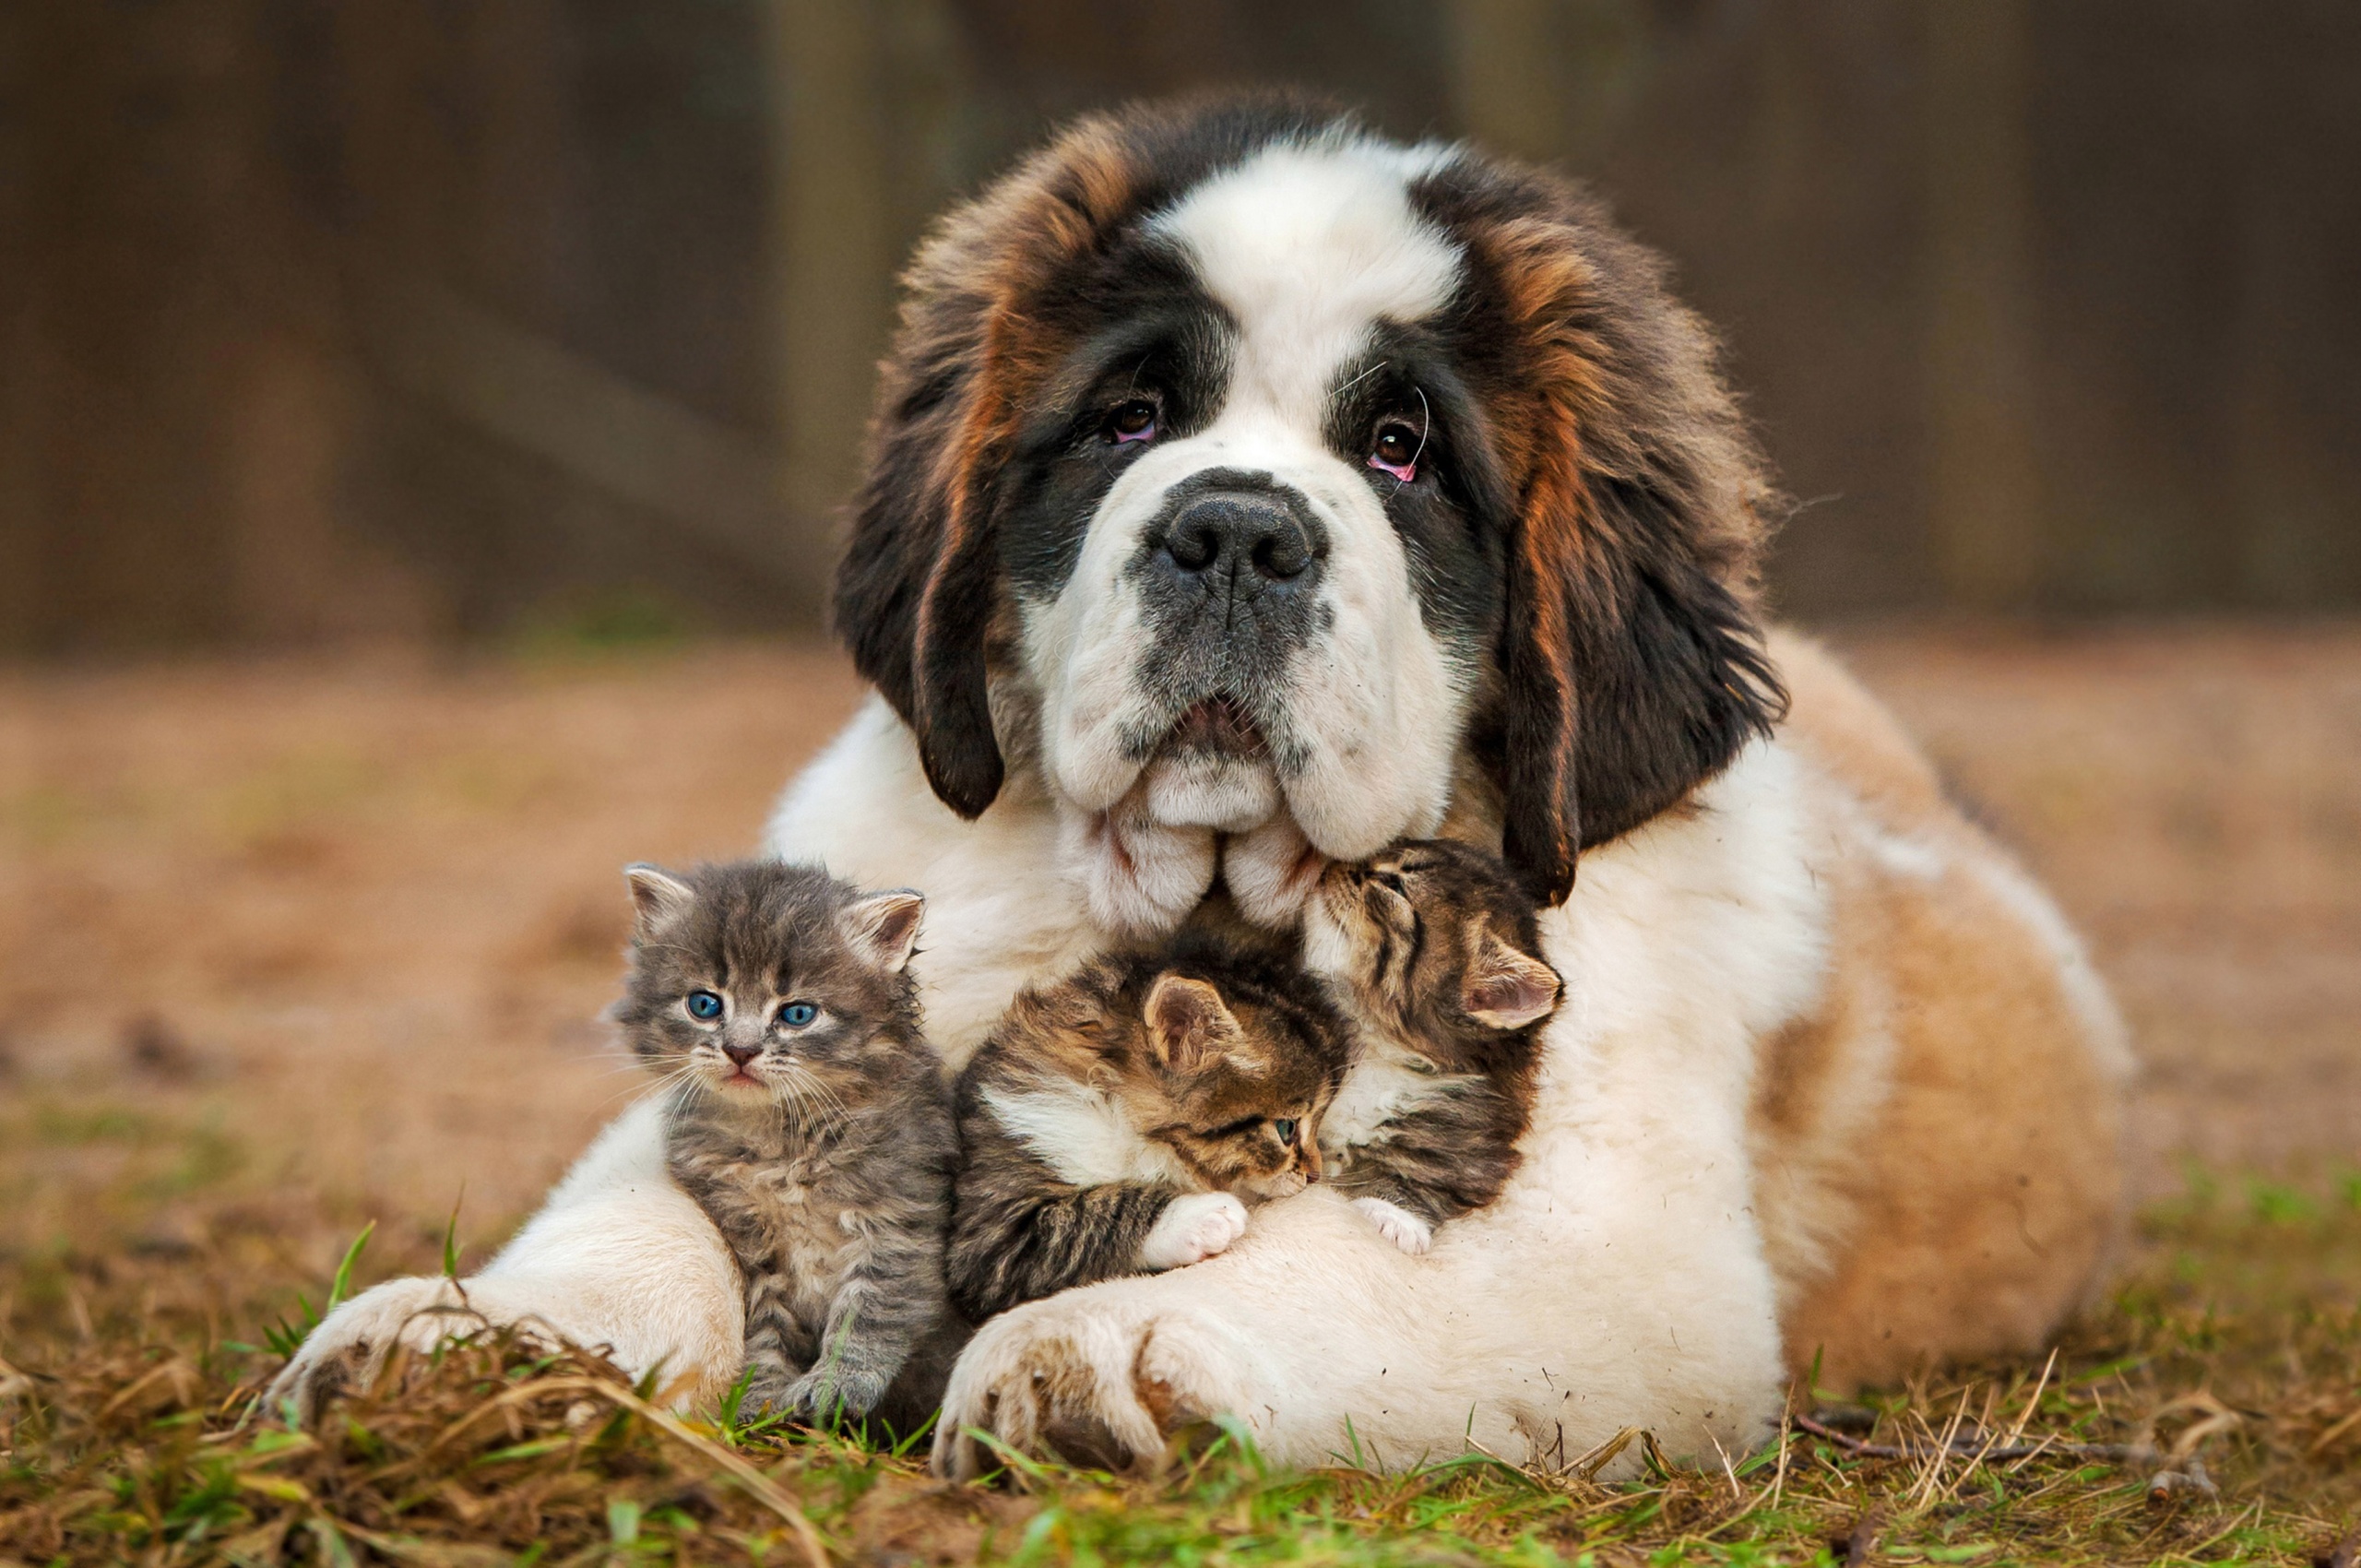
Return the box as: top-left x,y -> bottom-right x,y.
3,1168 -> 2356,1566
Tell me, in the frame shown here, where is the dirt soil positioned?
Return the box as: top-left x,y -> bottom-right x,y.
1,627 -> 2355,1284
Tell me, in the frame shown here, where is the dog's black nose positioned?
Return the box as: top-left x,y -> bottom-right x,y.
1163,491 -> 1314,582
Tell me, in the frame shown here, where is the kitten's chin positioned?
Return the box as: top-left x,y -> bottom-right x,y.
697,1069 -> 776,1104
1240,1170 -> 1310,1204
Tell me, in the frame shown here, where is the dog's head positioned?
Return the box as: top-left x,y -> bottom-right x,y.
835,94 -> 1784,915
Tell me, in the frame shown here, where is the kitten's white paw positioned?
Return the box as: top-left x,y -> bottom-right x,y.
1139,1192 -> 1250,1270
1352,1196 -> 1434,1255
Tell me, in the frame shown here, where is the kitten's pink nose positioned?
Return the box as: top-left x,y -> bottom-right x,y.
723,1043 -> 760,1068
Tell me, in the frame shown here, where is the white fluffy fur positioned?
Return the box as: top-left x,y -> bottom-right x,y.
1221,813 -> 1324,929
1056,785 -> 1217,936
765,697 -> 1105,1063
1151,139 -> 1462,424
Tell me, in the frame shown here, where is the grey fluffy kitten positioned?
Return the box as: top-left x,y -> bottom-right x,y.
615,859 -> 962,1430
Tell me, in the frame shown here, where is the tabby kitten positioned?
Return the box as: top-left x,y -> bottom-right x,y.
947,933 -> 1349,1323
617,859 -> 961,1429
1300,838 -> 1564,1255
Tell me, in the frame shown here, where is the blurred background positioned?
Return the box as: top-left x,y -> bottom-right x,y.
6,0 -> 2361,648
0,3 -> 2356,1311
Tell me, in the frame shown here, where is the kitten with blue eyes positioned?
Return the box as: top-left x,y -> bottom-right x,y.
616,859 -> 961,1430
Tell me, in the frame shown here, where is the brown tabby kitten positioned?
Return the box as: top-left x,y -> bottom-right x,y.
1300,838 -> 1564,1255
617,860 -> 962,1431
947,933 -> 1349,1323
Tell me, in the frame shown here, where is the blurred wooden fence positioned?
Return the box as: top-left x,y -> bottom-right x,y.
2,1 -> 2356,653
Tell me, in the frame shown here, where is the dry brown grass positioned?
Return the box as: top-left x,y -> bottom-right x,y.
3,626 -> 2357,1564
1,1191 -> 2355,1565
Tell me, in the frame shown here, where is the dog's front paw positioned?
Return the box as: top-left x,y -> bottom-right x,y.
1139,1192 -> 1250,1270
1350,1196 -> 1434,1255
262,1276 -> 491,1425
931,1291 -> 1256,1479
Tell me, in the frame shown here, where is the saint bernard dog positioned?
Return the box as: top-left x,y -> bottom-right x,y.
270,96 -> 2133,1478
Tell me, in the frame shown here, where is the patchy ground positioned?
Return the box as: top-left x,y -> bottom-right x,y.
1,626 -> 2356,1563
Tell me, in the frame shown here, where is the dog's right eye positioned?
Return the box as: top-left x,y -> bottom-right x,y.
686,991 -> 723,1020
1105,398 -> 1158,444
1370,421 -> 1421,481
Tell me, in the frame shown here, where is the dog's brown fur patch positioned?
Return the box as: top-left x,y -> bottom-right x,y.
1757,634 -> 2130,1390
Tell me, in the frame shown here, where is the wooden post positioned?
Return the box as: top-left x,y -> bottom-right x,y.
762,0 -> 897,612
1922,0 -> 2042,610
0,1 -> 42,651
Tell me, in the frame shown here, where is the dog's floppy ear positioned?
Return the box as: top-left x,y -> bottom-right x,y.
833,377 -> 1005,818
1458,183 -> 1787,905
1498,467 -> 1786,906
832,119 -> 1142,820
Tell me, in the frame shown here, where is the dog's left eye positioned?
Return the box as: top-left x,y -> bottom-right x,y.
1106,398 -> 1157,444
1370,422 -> 1419,481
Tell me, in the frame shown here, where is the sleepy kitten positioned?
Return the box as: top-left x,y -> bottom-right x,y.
1300,838 -> 1564,1256
617,860 -> 961,1430
947,934 -> 1349,1323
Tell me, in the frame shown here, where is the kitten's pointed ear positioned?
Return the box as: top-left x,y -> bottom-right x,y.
1463,927 -> 1563,1031
623,864 -> 694,932
1144,974 -> 1244,1074
840,889 -> 926,973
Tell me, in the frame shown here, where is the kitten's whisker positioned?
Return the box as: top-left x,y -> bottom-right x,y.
600,1058 -> 713,1115
778,1079 -> 846,1131
772,1064 -> 851,1134
594,1069 -> 679,1113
